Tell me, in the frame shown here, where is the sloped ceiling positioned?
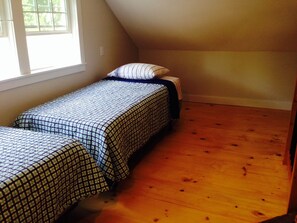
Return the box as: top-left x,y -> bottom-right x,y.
105,0 -> 297,51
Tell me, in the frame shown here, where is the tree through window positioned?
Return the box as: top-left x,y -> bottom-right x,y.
22,0 -> 69,33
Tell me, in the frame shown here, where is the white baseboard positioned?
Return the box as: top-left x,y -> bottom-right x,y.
183,94 -> 292,110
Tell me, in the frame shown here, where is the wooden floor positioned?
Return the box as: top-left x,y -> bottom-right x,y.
66,102 -> 291,223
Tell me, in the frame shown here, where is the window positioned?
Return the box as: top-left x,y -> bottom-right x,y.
0,0 -> 85,91
0,0 -> 5,36
24,0 -> 81,71
0,0 -> 20,80
22,0 -> 69,33
0,19 -> 3,37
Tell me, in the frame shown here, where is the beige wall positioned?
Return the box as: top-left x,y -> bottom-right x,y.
107,0 -> 297,109
0,0 -> 138,126
106,0 -> 297,51
140,50 -> 297,109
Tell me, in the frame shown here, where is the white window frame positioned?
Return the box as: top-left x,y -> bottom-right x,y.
0,0 -> 86,92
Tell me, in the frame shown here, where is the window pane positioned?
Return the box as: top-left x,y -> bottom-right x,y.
22,0 -> 36,11
53,13 -> 67,31
0,0 -> 19,79
23,12 -> 39,32
52,0 -> 66,12
0,21 -> 3,37
37,0 -> 51,12
39,12 -> 54,31
0,0 -> 4,36
27,34 -> 81,70
0,39 -> 20,80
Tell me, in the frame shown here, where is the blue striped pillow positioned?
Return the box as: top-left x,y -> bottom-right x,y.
108,63 -> 170,79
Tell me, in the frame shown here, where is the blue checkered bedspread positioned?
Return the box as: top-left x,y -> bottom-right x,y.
14,79 -> 171,181
0,127 -> 108,223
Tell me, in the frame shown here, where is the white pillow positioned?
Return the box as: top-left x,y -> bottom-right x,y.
107,63 -> 170,79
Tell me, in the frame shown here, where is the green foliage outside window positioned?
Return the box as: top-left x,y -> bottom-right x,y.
22,0 -> 68,33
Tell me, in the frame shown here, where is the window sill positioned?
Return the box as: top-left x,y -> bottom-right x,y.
0,63 -> 86,92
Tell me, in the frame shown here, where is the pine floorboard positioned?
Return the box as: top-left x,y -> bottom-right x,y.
66,102 -> 291,223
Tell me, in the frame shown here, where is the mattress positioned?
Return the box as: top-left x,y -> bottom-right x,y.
14,79 -> 178,181
0,127 -> 108,223
160,76 -> 182,101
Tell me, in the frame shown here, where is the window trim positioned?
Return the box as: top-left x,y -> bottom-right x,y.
0,0 -> 86,92
0,63 -> 86,92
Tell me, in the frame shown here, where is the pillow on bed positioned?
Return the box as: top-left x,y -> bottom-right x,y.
107,63 -> 170,79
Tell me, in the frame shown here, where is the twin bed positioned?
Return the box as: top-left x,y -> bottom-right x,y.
0,127 -> 108,223
1,63 -> 181,222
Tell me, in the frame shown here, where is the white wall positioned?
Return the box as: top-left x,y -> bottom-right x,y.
0,0 -> 138,126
